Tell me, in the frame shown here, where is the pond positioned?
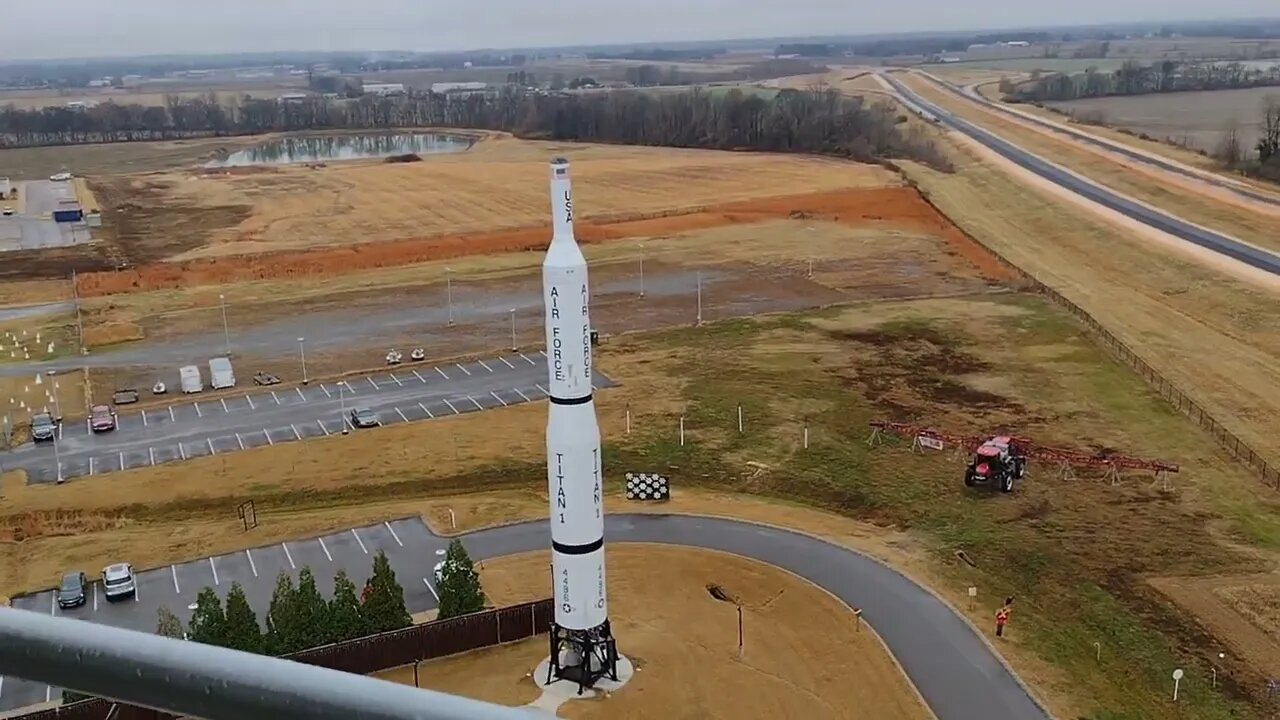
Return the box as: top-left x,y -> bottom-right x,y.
206,133 -> 472,167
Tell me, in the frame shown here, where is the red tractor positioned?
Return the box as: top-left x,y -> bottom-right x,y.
964,436 -> 1026,493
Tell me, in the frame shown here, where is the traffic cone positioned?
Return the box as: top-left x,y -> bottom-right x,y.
35,374 -> 42,386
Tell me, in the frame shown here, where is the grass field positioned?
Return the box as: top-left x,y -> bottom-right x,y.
0,87 -> 295,112
0,135 -> 268,181
1046,86 -> 1278,154
899,74 -> 1280,253
5,290 -> 1278,717
90,134 -> 896,262
376,545 -> 929,719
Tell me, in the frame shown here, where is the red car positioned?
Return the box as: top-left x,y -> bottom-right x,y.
90,405 -> 117,433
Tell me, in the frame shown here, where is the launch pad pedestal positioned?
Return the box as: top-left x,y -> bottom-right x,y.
546,620 -> 619,695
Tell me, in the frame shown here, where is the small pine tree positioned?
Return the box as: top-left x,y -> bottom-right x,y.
265,572 -> 299,655
361,550 -> 411,633
292,567 -> 332,649
156,606 -> 185,639
187,587 -> 228,647
437,539 -> 485,619
223,582 -> 265,654
328,569 -> 368,643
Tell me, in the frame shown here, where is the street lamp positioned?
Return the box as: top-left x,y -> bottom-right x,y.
696,271 -> 703,327
339,381 -> 348,435
445,268 -> 455,328
297,337 -> 308,385
219,294 -> 231,358
509,309 -> 517,351
52,380 -> 62,422
638,244 -> 645,298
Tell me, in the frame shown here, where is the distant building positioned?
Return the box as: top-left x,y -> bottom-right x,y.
1005,41 -> 1030,47
279,93 -> 310,103
430,82 -> 488,95
363,82 -> 406,96
87,79 -> 111,88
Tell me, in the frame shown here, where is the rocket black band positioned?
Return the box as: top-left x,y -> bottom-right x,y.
553,537 -> 604,555
549,394 -> 593,406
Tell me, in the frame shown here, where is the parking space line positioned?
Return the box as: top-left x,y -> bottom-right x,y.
207,438 -> 215,455
171,565 -> 180,593
271,391 -> 280,405
84,419 -> 89,434
384,521 -> 404,547
282,543 -> 296,569
236,433 -> 244,450
264,429 -> 273,446
194,402 -> 203,417
422,577 -> 440,602
499,356 -> 515,369
89,457 -> 95,475
318,537 -> 333,561
142,410 -> 149,426
135,579 -> 141,603
419,402 -> 434,418
246,394 -> 256,410
221,398 -> 229,413
209,557 -> 219,586
539,350 -> 548,357
368,377 -> 379,389
93,583 -> 99,612
535,383 -> 549,396
490,391 -> 508,406
435,366 -> 449,380
150,447 -> 156,465
296,387 -> 306,402
477,360 -> 493,373
321,384 -> 332,398
246,549 -> 258,577
286,424 -> 297,440
50,592 -> 55,615
519,352 -> 536,365
118,450 -> 124,468
412,370 -> 426,383
179,443 -> 187,460
390,373 -> 403,386
169,406 -> 176,422
513,387 -> 531,402
442,398 -> 459,414
351,528 -> 369,554
395,407 -> 408,422
467,395 -> 483,410
46,686 -> 51,703
342,380 -> 355,393
318,419 -> 330,436
455,363 -> 472,376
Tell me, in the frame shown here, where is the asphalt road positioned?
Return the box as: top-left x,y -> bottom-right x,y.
940,76 -> 1280,208
1,351 -> 614,484
1,515 -> 1048,719
0,181 -> 90,252
881,72 -> 1280,275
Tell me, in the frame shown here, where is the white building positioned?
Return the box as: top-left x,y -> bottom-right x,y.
430,81 -> 488,95
363,82 -> 406,96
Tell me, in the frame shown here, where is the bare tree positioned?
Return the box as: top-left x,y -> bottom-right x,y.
1213,119 -> 1244,165
1259,96 -> 1280,164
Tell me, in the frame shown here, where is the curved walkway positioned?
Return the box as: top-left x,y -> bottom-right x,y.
464,514 -> 1047,720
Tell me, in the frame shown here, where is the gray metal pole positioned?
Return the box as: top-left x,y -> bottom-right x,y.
220,294 -> 231,358
72,269 -> 84,354
298,337 -> 308,384
510,308 -> 517,351
696,271 -> 703,327
639,246 -> 645,298
446,270 -> 455,327
0,608 -> 528,720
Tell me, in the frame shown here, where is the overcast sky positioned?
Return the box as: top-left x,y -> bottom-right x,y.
1,0 -> 1277,61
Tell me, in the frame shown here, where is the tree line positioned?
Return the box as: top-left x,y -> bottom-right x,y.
63,541 -> 486,706
1006,60 -> 1280,102
1213,97 -> 1280,183
0,85 -> 951,170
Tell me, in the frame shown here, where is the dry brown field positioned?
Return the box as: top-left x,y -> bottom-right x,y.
0,87 -> 295,112
375,545 -> 930,720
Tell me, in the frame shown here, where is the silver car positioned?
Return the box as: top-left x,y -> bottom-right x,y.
102,563 -> 136,600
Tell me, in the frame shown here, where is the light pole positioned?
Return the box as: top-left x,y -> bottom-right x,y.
509,309 -> 517,351
53,429 -> 64,484
339,381 -> 348,435
638,244 -> 645,298
52,380 -> 62,422
696,271 -> 703,327
297,337 -> 308,385
445,268 -> 455,327
219,294 -> 231,358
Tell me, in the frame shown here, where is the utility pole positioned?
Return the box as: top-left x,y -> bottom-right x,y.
445,268 -> 455,327
509,309 -> 517,351
638,245 -> 645,298
297,337 -> 308,384
219,294 -> 231,358
339,381 -> 348,435
71,269 -> 84,354
696,271 -> 703,327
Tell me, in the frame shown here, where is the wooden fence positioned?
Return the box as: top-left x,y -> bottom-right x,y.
10,598 -> 553,720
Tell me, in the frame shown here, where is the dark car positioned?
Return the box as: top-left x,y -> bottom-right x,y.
57,571 -> 87,609
90,404 -> 117,433
30,412 -> 57,443
349,407 -> 380,429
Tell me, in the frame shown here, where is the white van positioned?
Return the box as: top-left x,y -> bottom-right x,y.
209,357 -> 235,389
179,365 -> 203,394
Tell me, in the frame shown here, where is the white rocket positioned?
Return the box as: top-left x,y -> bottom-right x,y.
542,158 -> 608,632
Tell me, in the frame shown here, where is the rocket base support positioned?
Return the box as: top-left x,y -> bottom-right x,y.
546,620 -> 619,695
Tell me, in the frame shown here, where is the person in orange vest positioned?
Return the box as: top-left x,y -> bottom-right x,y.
995,597 -> 1014,638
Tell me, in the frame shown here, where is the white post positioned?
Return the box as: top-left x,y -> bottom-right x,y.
1172,668 -> 1184,702
448,508 -> 456,530
297,337 -> 308,384
509,309 -> 517,351
737,404 -> 743,433
696,271 -> 703,327
1094,642 -> 1100,661
807,258 -> 813,278
639,246 -> 645,298
446,269 -> 455,327
625,404 -> 631,435
803,423 -> 809,449
679,416 -> 685,446
339,381 -> 347,434
219,294 -> 231,358
53,430 -> 64,484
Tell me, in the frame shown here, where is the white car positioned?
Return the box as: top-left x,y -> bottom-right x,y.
1,207 -> 12,216
102,562 -> 136,600
50,172 -> 72,182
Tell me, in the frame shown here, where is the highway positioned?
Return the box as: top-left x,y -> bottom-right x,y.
879,71 -> 1280,276
3,514 -> 1048,719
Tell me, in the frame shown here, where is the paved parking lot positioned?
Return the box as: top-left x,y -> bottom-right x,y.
3,350 -> 614,484
0,517 -> 452,712
0,181 -> 90,252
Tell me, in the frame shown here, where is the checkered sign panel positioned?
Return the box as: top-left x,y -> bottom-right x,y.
625,472 -> 671,501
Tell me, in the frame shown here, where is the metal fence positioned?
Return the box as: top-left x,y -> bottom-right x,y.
9,599 -> 553,720
912,188 -> 1279,488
